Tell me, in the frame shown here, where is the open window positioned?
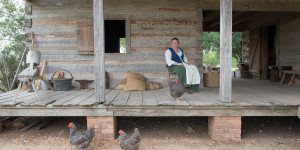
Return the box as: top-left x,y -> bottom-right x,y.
105,15 -> 131,54
77,15 -> 130,54
105,20 -> 126,53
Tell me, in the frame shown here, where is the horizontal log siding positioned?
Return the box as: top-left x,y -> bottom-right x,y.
198,0 -> 300,11
278,15 -> 300,71
25,0 -> 203,88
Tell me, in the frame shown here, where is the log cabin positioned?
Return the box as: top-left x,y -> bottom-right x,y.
0,0 -> 300,141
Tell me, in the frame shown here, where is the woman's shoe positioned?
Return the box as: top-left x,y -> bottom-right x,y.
185,88 -> 193,94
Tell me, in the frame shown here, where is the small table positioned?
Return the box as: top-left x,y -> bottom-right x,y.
75,80 -> 94,89
280,70 -> 300,86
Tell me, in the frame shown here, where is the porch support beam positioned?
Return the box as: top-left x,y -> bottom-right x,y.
219,0 -> 232,103
94,0 -> 105,103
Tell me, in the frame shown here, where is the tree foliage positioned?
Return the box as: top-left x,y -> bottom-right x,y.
202,32 -> 242,68
0,0 -> 25,92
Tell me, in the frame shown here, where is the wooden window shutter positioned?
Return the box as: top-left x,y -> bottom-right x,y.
77,25 -> 94,54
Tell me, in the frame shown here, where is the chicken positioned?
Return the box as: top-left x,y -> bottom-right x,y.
169,79 -> 185,102
68,122 -> 95,149
118,128 -> 141,150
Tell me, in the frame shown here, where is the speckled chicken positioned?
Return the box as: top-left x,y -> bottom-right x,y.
118,128 -> 141,150
68,122 -> 95,149
169,79 -> 185,102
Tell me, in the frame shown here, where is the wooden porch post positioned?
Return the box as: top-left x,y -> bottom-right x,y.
219,0 -> 232,103
94,0 -> 105,103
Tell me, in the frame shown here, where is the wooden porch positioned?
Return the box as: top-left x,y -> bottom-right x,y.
0,78 -> 299,117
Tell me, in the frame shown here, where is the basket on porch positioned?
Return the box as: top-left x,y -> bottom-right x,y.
204,69 -> 220,88
51,69 -> 74,91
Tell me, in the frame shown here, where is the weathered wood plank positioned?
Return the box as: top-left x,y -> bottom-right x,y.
52,89 -> 90,105
25,6 -> 32,15
235,81 -> 297,106
183,91 -> 216,106
26,0 -> 93,7
21,91 -> 65,106
0,91 -> 47,106
153,89 -> 175,106
110,91 -> 130,106
44,63 -> 170,74
126,91 -> 143,106
94,0 -> 105,103
31,90 -> 78,106
199,0 -> 300,11
131,47 -> 197,52
131,36 -> 197,48
103,89 -> 121,106
162,89 -> 190,106
219,0 -> 232,103
198,88 -> 225,105
40,51 -> 200,62
131,24 -> 196,34
26,26 -> 77,34
110,106 -> 299,117
234,80 -> 299,106
63,89 -> 95,105
142,91 -> 158,106
33,19 -> 78,26
26,42 -> 77,48
0,91 -> 26,100
80,89 -> 111,105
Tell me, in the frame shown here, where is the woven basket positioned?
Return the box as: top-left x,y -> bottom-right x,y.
204,69 -> 220,88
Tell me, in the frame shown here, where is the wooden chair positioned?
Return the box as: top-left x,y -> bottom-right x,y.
280,70 -> 300,86
167,69 -> 177,81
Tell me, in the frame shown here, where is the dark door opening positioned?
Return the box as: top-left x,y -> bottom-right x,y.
105,20 -> 126,53
267,25 -> 277,79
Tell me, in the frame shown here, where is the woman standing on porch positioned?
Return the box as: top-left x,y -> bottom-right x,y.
165,38 -> 199,93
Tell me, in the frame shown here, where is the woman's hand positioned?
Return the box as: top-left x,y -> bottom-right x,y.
174,62 -> 183,65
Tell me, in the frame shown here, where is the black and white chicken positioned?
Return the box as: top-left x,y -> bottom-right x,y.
118,128 -> 141,150
68,122 -> 95,149
169,79 -> 185,102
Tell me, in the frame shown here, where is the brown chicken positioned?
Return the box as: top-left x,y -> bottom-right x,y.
169,79 -> 185,102
118,128 -> 141,150
68,122 -> 95,149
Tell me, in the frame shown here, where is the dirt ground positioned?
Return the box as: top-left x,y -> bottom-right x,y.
0,116 -> 299,150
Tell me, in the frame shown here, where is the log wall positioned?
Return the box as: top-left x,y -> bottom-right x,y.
278,15 -> 300,72
25,0 -> 203,88
247,14 -> 300,80
199,0 -> 300,11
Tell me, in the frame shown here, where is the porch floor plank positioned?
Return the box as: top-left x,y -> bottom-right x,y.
111,91 -> 130,106
79,89 -> 111,105
153,89 -> 175,106
103,89 -> 121,106
127,91 -> 143,106
0,90 -> 20,98
187,92 -> 218,106
231,91 -> 254,106
0,90 -> 43,104
63,89 -> 94,105
52,89 -> 90,106
32,90 -> 78,106
0,78 -> 299,111
1,91 -> 47,106
0,91 -> 27,101
142,91 -> 158,106
163,88 -> 191,106
21,91 -> 65,106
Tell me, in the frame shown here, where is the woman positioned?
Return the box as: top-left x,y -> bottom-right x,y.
165,38 -> 199,93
